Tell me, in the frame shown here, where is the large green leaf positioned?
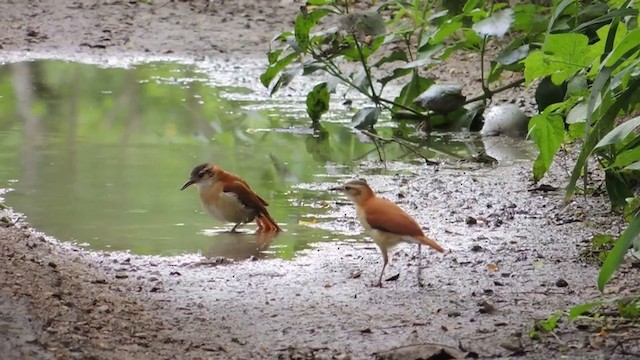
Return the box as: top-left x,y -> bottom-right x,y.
595,115 -> 640,148
306,82 -> 330,122
524,33 -> 592,85
528,113 -> 565,182
598,211 -> 640,291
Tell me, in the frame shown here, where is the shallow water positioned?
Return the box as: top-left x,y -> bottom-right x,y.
0,60 -> 533,259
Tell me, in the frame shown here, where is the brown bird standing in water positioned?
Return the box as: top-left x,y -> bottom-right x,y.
181,163 -> 281,233
331,179 -> 444,287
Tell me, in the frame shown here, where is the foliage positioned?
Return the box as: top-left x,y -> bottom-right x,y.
519,0 -> 640,290
261,0 -> 536,129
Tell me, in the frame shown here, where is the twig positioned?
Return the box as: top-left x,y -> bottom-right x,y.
612,337 -> 640,357
464,78 -> 526,105
353,37 -> 379,103
369,133 -> 386,164
360,130 -> 439,165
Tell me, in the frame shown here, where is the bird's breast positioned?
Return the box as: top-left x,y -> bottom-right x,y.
199,184 -> 255,224
356,206 -> 373,232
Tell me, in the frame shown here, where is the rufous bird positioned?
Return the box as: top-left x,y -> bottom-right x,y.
181,163 -> 281,233
331,179 -> 445,287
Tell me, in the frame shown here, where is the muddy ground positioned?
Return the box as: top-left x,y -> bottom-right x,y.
1,1 -> 639,359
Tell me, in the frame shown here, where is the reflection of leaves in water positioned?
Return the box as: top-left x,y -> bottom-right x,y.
305,124 -> 331,162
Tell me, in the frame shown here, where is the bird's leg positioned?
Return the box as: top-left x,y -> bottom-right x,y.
417,244 -> 424,288
230,223 -> 241,233
255,216 -> 265,233
375,246 -> 389,288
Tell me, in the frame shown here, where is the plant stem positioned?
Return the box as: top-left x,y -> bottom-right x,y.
464,78 -> 526,105
353,37 -> 379,103
360,129 -> 440,165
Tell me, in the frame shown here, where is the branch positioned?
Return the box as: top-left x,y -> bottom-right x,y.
353,37 -> 379,103
360,129 -> 439,166
464,78 -> 526,105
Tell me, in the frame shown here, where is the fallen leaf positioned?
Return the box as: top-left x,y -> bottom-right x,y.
487,263 -> 499,272
385,274 -> 400,282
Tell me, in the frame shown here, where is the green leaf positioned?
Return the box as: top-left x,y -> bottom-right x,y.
625,162 -> 640,171
603,27 -> 640,67
267,48 -> 283,65
392,74 -> 434,112
340,11 -> 386,37
295,8 -> 333,53
472,9 -> 514,37
306,82 -> 330,122
260,52 -> 299,88
605,170 -> 634,210
270,67 -> 301,96
528,113 -> 565,182
595,116 -> 640,148
536,311 -> 563,332
574,7 -> 638,33
598,211 -> 640,291
399,58 -> 436,69
565,68 -> 620,203
462,0 -> 480,14
352,107 -> 381,130
610,148 -> 640,169
568,301 -> 603,320
379,68 -> 413,86
543,0 -> 576,50
496,44 -> 529,66
524,33 -> 592,85
373,50 -> 409,68
429,18 -> 463,44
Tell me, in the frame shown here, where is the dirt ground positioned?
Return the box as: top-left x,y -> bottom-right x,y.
1,1 -> 639,360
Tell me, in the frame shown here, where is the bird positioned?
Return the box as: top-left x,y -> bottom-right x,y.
181,163 -> 281,233
330,179 -> 445,287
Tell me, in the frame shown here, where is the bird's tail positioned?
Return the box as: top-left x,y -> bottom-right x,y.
416,235 -> 445,253
256,211 -> 281,233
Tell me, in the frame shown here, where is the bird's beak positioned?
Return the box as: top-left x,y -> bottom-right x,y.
180,179 -> 196,191
329,185 -> 344,191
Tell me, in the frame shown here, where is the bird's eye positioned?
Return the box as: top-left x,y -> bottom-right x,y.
344,186 -> 351,190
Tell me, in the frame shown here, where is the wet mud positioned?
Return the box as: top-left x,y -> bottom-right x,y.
1,1 -> 639,359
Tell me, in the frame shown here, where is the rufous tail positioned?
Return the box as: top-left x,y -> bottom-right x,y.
416,235 -> 445,253
256,211 -> 281,233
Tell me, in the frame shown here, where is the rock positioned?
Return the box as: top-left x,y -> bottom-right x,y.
480,104 -> 529,137
466,216 -> 478,225
471,244 -> 483,252
414,84 -> 466,114
555,278 -> 569,287
447,310 -> 461,317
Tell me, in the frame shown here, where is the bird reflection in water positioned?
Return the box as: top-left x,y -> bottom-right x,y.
202,229 -> 279,261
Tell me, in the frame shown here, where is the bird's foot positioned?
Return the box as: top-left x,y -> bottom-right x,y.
372,281 -> 383,288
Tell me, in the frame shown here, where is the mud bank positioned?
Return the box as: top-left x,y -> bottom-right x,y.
2,161 -> 638,359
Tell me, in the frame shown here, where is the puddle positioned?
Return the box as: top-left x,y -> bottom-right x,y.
0,60 -> 534,260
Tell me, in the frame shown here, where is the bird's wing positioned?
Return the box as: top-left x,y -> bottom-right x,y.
222,181 -> 269,214
364,197 -> 425,238
227,174 -> 269,206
